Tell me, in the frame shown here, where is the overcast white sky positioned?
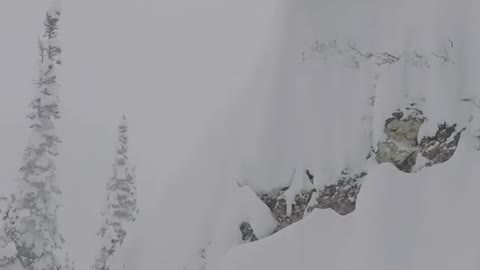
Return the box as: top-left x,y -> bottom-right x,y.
0,0 -> 278,268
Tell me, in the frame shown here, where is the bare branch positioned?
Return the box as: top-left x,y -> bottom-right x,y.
375,52 -> 400,66
432,49 -> 454,64
345,42 -> 373,59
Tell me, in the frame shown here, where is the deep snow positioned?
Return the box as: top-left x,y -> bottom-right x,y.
212,1 -> 480,269
111,1 -> 480,269
3,0 -> 480,270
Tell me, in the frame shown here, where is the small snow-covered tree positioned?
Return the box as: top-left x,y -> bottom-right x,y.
0,196 -> 18,269
5,2 -> 67,270
92,116 -> 138,270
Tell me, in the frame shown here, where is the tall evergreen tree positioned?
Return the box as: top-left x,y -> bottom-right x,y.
92,116 -> 138,270
5,2 -> 67,270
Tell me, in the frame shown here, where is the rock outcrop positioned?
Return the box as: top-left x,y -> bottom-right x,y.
376,107 -> 425,172
270,189 -> 315,231
419,123 -> 463,167
245,107 -> 463,242
257,170 -> 315,232
256,168 -> 365,233
307,169 -> 366,216
376,106 -> 463,172
239,222 -> 258,242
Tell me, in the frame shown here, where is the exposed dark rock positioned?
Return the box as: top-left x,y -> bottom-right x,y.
376,107 -> 425,172
248,108 -> 463,242
307,169 -> 366,216
376,106 -> 463,172
419,123 -> 464,167
271,189 -> 315,231
257,170 -> 315,232
239,222 -> 258,242
391,111 -> 404,119
237,106 -> 466,249
305,170 -> 314,184
256,169 -> 366,235
258,188 -> 286,212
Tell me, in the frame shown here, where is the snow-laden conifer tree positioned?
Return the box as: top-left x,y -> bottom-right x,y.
4,2 -> 67,270
92,116 -> 138,270
0,195 -> 18,269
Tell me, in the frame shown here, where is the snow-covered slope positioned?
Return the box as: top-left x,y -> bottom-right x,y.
221,139 -> 480,270
110,0 -> 480,270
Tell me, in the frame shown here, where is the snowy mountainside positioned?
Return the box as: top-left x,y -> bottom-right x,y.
109,1 -> 480,270
214,1 -> 479,269
220,139 -> 480,270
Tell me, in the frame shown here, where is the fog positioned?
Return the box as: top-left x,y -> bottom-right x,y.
0,1 -> 277,268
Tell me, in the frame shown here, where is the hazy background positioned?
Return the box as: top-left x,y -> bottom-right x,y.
0,0 -> 277,268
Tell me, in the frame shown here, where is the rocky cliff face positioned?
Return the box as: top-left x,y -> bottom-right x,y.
376,106 -> 425,172
258,187 -> 314,232
306,169 -> 366,216
240,106 -> 464,243
419,123 -> 463,167
376,106 -> 463,172
231,36 -> 466,244
253,168 -> 365,236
